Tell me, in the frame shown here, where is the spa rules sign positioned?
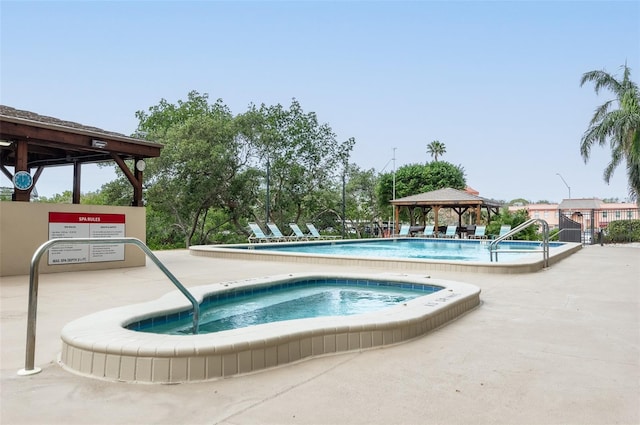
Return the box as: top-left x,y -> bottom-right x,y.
48,212 -> 126,265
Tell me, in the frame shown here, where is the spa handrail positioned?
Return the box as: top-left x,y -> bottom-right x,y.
18,237 -> 200,377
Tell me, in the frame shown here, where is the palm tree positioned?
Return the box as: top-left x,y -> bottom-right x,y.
427,140 -> 446,162
580,63 -> 640,202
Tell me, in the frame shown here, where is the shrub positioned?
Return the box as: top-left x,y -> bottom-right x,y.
604,219 -> 640,243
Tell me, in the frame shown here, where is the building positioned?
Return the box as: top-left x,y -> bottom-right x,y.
509,199 -> 639,243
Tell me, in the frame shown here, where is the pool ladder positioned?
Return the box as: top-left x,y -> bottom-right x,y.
18,237 -> 201,377
488,219 -> 550,267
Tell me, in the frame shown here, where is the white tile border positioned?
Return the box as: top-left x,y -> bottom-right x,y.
59,272 -> 481,384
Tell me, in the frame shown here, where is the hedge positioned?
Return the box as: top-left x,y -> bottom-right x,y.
605,219 -> 640,243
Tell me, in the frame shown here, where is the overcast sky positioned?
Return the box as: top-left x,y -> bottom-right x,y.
1,1 -> 639,203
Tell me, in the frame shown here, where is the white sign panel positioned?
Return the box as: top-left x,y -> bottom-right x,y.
48,212 -> 126,265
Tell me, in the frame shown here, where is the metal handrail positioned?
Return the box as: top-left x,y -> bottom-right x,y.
489,219 -> 549,267
18,237 -> 200,376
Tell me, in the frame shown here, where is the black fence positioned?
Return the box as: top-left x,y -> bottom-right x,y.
559,214 -> 582,243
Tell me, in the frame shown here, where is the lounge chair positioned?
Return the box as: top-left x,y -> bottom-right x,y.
440,225 -> 458,238
248,222 -> 276,243
266,223 -> 292,241
498,225 -> 512,239
289,223 -> 310,240
397,224 -> 411,237
305,223 -> 339,240
469,225 -> 487,239
421,225 -> 436,237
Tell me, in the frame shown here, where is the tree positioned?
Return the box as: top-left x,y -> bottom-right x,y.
486,208 -> 538,241
580,63 -> 640,202
376,161 -> 466,220
135,91 -> 254,247
342,164 -> 379,238
242,99 -> 351,228
508,198 -> 530,206
126,92 -> 352,247
426,140 -> 446,162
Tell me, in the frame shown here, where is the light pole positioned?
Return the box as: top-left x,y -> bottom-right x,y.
266,158 -> 270,223
392,148 -> 396,236
556,173 -> 571,199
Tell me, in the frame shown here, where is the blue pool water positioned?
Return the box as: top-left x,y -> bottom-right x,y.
129,278 -> 442,335
243,239 -> 561,262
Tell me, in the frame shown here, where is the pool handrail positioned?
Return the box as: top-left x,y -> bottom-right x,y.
18,237 -> 201,377
489,219 -> 549,266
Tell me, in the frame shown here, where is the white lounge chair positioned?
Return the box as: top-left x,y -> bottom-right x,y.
305,223 -> 339,240
289,223 -> 310,240
398,224 -> 411,237
441,225 -> 458,238
421,225 -> 436,237
266,223 -> 292,241
248,222 -> 275,243
497,225 -> 512,239
469,225 -> 487,239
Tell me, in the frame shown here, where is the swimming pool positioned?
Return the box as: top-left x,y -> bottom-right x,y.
59,272 -> 480,383
246,239 -> 559,261
130,279 -> 442,335
190,238 -> 582,274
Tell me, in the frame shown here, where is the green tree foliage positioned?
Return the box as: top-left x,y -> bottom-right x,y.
508,198 -> 530,206
241,100 -> 352,229
426,140 -> 446,162
123,91 -> 353,247
580,63 -> 640,202
36,191 -> 73,203
135,91 -> 257,247
342,165 -> 379,238
486,208 -> 538,240
605,219 -> 640,243
376,161 -> 466,220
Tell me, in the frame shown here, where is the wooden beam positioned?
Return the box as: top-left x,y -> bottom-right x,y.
111,153 -> 143,207
73,161 -> 81,204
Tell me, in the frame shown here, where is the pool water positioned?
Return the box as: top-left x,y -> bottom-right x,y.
131,281 -> 441,335
246,239 -> 556,262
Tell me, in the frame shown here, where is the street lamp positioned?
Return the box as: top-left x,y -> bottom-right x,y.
556,173 -> 571,199
392,148 -> 396,236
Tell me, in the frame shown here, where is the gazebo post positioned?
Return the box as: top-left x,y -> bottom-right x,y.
394,205 -> 399,235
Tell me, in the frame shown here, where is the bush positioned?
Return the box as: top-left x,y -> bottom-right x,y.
604,219 -> 640,243
487,208 -> 539,240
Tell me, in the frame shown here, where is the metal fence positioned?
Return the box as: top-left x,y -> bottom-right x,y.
559,214 -> 582,243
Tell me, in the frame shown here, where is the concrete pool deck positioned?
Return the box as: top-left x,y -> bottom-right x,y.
1,244 -> 638,424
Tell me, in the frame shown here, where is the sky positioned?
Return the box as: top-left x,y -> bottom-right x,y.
1,0 -> 639,203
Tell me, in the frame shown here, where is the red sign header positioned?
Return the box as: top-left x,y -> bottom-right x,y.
49,212 -> 126,224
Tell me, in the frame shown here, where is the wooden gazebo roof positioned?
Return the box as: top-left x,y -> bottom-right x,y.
390,187 -> 503,232
391,187 -> 501,208
0,105 -> 162,205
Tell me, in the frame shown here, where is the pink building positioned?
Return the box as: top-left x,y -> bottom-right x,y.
509,199 -> 639,243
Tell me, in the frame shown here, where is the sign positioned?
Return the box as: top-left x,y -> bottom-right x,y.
48,212 -> 126,265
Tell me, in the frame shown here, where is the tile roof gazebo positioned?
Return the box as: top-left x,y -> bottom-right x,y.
389,187 -> 503,234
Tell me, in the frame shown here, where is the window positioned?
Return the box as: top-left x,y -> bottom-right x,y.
602,211 -> 607,219
616,211 -> 621,219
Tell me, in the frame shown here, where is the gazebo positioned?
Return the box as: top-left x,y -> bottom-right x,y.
390,187 -> 503,235
0,105 -> 162,206
0,105 -> 163,276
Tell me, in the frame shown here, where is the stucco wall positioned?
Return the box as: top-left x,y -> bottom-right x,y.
0,202 -> 146,276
